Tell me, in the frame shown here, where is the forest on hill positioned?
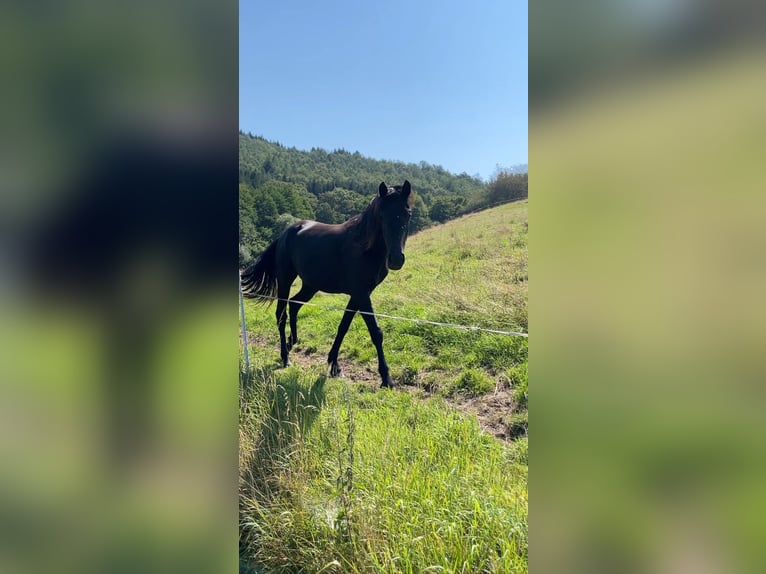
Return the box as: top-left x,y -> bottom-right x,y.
239,131 -> 527,264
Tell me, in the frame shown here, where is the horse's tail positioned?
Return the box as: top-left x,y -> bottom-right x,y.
240,239 -> 279,305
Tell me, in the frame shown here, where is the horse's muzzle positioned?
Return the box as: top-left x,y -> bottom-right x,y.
388,254 -> 405,270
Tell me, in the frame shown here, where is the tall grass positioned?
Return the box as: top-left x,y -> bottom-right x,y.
240,364 -> 527,573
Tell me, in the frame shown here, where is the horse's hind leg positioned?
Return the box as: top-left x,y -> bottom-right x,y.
288,284 -> 318,350
276,272 -> 296,367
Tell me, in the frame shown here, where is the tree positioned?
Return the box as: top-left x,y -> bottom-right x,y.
430,196 -> 464,223
487,172 -> 528,205
239,243 -> 253,267
409,194 -> 431,233
315,187 -> 369,223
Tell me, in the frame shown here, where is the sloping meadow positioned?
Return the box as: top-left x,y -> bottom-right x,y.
240,201 -> 528,572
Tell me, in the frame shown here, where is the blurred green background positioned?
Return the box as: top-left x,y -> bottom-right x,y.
0,2 -> 238,573
531,2 -> 766,573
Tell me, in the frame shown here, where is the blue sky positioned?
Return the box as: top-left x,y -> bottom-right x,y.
239,1 -> 527,180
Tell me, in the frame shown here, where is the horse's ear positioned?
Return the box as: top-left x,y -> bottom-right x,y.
378,182 -> 388,198
402,180 -> 411,198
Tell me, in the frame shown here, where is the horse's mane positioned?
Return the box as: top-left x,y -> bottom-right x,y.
347,195 -> 383,252
347,185 -> 413,251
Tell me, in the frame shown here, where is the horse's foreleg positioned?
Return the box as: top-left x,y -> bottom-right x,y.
357,297 -> 393,388
327,297 -> 358,377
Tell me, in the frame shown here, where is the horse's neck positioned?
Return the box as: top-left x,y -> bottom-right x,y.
351,206 -> 383,251
366,230 -> 386,255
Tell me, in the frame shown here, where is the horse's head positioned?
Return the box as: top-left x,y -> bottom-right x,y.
378,180 -> 413,270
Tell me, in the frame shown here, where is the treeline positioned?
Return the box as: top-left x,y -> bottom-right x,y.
467,170 -> 528,213
239,132 -> 526,264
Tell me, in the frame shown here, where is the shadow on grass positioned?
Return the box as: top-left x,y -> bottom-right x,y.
239,363 -> 328,564
240,363 -> 327,473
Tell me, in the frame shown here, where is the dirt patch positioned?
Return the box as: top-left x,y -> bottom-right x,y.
273,346 -> 525,445
444,389 -> 525,443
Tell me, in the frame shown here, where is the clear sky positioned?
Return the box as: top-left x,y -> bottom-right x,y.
239,1 -> 527,180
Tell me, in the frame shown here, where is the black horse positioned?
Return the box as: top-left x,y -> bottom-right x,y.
241,181 -> 413,388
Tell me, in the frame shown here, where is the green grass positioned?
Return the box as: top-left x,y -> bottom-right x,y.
242,200 -> 528,395
240,364 -> 527,573
240,201 -> 528,572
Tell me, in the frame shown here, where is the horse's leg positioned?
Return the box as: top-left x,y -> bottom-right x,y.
276,273 -> 296,367
288,284 -> 318,350
357,296 -> 393,388
327,296 -> 358,378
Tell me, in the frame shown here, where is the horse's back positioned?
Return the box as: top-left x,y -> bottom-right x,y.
278,220 -> 347,292
282,219 -> 344,246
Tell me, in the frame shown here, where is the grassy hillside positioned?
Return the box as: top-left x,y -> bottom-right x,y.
239,200 -> 528,572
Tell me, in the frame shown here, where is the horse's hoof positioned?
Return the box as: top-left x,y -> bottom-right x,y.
329,363 -> 342,378
282,359 -> 291,368
380,377 -> 394,389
